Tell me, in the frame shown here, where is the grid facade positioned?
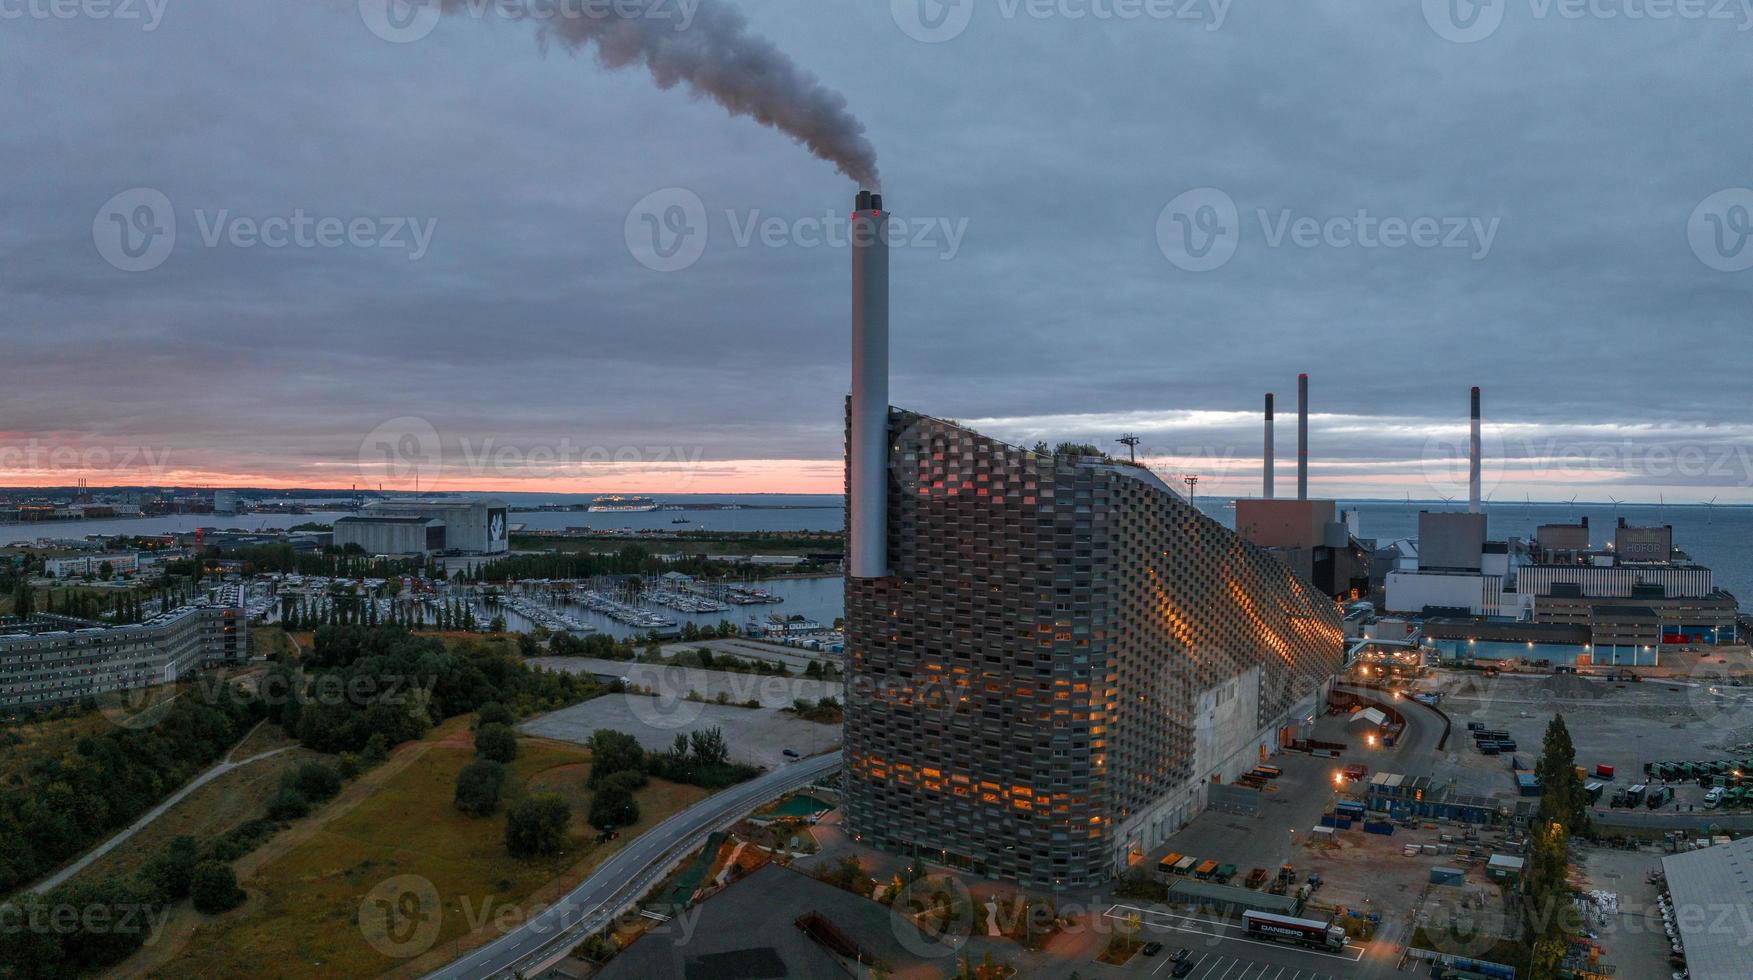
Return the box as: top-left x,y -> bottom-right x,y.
0,605 -> 246,712
843,410 -> 1342,890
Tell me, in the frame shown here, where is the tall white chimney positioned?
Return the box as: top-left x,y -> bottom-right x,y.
1296,373 -> 1309,501
1469,386 -> 1482,513
1263,393 -> 1275,499
848,190 -> 889,579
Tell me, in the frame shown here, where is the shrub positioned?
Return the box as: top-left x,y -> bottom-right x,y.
475,722 -> 518,764
266,787 -> 310,821
477,701 -> 515,727
190,861 -> 245,915
505,794 -> 571,858
454,759 -> 507,817
285,762 -> 342,803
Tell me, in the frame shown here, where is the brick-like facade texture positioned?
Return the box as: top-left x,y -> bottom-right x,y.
843,409 -> 1343,890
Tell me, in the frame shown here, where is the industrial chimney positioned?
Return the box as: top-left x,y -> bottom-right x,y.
848,190 -> 889,579
1469,386 -> 1482,514
1296,373 -> 1309,501
1263,393 -> 1275,500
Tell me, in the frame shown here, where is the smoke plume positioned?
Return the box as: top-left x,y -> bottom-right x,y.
439,0 -> 880,188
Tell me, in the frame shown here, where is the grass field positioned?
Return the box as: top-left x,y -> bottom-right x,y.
150,718 -> 709,979
0,704 -> 146,784
69,745 -> 325,886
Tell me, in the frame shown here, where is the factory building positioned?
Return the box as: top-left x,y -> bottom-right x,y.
838,192 -> 1341,891
333,497 -> 508,555
0,604 -> 246,713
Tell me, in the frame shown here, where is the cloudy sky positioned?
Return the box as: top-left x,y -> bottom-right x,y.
4,0 -> 1752,500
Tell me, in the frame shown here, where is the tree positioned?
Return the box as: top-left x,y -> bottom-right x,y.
505,794 -> 571,857
589,770 -> 643,830
454,759 -> 506,817
586,729 -> 647,788
475,722 -> 518,764
489,614 -> 506,633
1535,714 -> 1588,834
142,836 -> 199,902
190,861 -> 245,914
12,578 -> 33,618
477,702 -> 515,728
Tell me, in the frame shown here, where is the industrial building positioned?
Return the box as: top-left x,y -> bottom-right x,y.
1660,835 -> 1753,980
838,191 -> 1343,891
331,515 -> 446,556
0,604 -> 246,713
1232,376 -> 1371,600
332,497 -> 508,555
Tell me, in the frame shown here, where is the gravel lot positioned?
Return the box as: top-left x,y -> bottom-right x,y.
518,695 -> 841,769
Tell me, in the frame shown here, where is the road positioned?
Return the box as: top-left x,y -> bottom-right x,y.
30,743 -> 294,894
422,750 -> 841,980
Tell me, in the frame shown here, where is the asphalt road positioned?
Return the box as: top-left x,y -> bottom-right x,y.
422,750 -> 841,980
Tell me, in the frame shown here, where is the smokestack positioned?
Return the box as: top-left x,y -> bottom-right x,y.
1296,374 -> 1309,501
1263,393 -> 1275,500
849,190 -> 889,579
1469,386 -> 1482,513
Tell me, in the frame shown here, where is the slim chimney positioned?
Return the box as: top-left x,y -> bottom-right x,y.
1296,373 -> 1309,501
1263,393 -> 1275,500
849,190 -> 889,578
1469,386 -> 1482,513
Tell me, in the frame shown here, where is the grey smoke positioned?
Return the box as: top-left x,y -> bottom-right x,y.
440,0 -> 880,188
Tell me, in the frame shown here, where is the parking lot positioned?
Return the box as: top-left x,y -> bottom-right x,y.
1101,904 -> 1368,979
1142,952 -> 1354,980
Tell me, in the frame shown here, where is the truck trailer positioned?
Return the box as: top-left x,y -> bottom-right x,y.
1242,910 -> 1347,951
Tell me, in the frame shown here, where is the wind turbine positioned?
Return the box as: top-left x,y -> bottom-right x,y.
1608,495 -> 1623,521
1567,493 -> 1578,517
1708,495 -> 1718,525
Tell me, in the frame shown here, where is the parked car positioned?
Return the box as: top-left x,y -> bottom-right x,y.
1172,960 -> 1197,977
1171,948 -> 1191,962
1142,942 -> 1163,956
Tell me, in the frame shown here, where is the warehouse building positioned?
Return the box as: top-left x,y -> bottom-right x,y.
1661,836 -> 1753,980
331,515 -> 446,556
334,497 -> 508,555
0,604 -> 246,713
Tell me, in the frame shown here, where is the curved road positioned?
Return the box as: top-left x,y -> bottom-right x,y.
423,750 -> 842,980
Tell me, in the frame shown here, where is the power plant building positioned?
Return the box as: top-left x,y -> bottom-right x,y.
841,410 -> 1344,890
